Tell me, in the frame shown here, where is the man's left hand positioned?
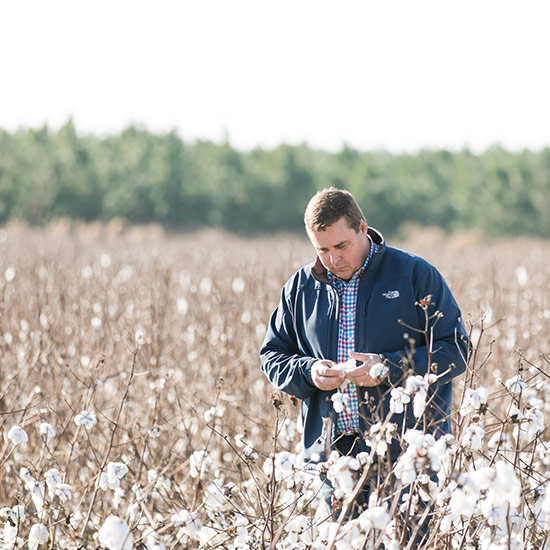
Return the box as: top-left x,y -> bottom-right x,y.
345,352 -> 385,387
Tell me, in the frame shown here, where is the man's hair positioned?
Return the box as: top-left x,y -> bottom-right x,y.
304,187 -> 366,232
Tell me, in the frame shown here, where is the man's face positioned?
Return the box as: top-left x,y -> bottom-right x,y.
307,217 -> 370,281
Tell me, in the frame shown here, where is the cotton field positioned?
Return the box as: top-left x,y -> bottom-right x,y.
0,226 -> 549,550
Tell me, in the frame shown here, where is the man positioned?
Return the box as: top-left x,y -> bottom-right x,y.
260,188 -> 468,516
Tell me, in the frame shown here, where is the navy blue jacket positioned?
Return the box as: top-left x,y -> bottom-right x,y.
260,228 -> 468,461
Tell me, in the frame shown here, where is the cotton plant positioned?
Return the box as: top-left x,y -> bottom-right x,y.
387,372 -> 439,419
327,454 -> 361,499
19,468 -> 46,516
189,449 -> 210,479
242,444 -> 259,462
437,460 -> 524,544
461,423 -> 485,451
0,505 -> 26,550
505,374 -> 527,395
364,422 -> 397,457
459,386 -> 489,417
1,522 -> 23,550
405,373 -> 437,419
318,519 -> 364,549
203,405 -> 225,423
394,430 -> 442,486
282,515 -> 318,546
39,423 -> 56,439
171,509 -> 203,543
263,450 -> 298,482
203,478 -> 234,513
98,461 -> 129,491
147,469 -> 172,500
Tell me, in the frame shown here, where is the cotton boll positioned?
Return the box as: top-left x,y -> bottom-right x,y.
318,521 -> 340,544
39,423 -> 56,439
107,462 -> 129,486
55,484 -> 73,502
493,461 -> 522,508
505,375 -> 526,395
0,507 -> 15,522
2,523 -> 22,549
516,266 -> 529,287
146,535 -> 166,550
369,362 -> 389,382
203,406 -> 224,423
461,424 -> 485,451
394,450 -> 418,485
413,391 -> 427,419
405,375 -> 429,418
331,391 -> 349,413
459,387 -> 489,416
273,451 -> 297,480
112,487 -> 125,509
7,425 -> 28,445
365,422 -> 397,457
359,505 -> 389,531
135,329 -> 146,348
449,487 -> 477,517
334,358 -> 356,372
28,523 -> 49,550
189,450 -> 209,479
27,481 -> 46,515
242,445 -> 259,461
19,467 -> 35,487
508,405 -> 524,422
526,408 -> 544,438
327,456 -> 360,495
98,516 -> 133,550
171,509 -> 202,538
74,411 -> 97,430
44,468 -> 62,496
285,514 -> 317,545
231,277 -> 245,294
389,387 -> 410,414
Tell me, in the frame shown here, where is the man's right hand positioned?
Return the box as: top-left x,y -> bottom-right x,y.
311,359 -> 346,391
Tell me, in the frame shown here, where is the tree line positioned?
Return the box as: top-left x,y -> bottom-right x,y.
1,120 -> 549,237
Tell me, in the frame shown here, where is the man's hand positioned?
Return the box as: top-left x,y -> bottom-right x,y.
344,352 -> 385,387
311,359 -> 346,391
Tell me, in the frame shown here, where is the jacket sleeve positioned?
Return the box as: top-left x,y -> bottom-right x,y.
260,280 -> 319,400
382,261 -> 469,387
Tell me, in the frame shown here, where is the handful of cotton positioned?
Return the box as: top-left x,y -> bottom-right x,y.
333,358 -> 357,388
333,357 -> 389,386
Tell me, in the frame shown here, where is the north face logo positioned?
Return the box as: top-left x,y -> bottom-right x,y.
383,290 -> 400,299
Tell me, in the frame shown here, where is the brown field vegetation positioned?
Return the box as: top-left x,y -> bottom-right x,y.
0,226 -> 549,549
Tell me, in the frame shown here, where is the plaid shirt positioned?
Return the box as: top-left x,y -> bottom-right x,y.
328,238 -> 379,434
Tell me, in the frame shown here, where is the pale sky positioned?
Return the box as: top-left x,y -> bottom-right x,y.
1,0 -> 549,153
